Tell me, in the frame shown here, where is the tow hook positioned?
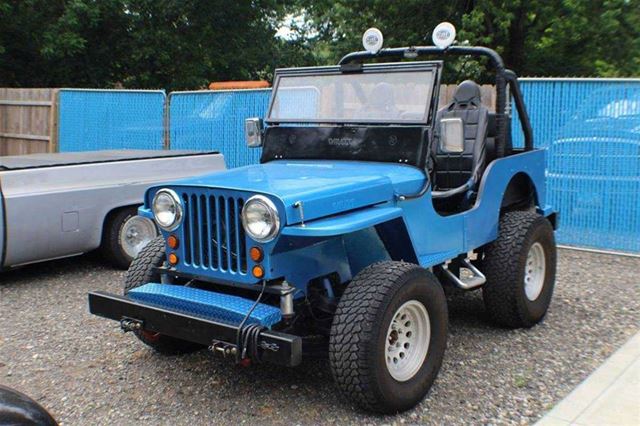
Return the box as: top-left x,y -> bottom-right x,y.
119,317 -> 143,333
209,341 -> 252,367
209,340 -> 238,358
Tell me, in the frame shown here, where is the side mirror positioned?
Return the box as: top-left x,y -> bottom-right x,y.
440,117 -> 464,153
245,118 -> 264,148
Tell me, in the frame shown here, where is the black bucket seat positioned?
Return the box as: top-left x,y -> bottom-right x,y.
431,80 -> 489,209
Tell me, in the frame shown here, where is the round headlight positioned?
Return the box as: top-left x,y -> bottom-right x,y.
241,195 -> 280,242
152,189 -> 182,231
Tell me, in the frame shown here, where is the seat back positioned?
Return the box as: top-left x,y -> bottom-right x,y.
433,80 -> 489,190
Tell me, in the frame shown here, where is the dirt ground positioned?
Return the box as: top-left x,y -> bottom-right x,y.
1,248 -> 638,425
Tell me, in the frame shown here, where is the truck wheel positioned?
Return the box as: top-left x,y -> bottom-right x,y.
482,211 -> 556,328
329,261 -> 448,413
102,206 -> 158,269
124,236 -> 202,355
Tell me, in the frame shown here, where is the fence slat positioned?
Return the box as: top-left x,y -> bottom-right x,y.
57,89 -> 166,152
168,89 -> 271,169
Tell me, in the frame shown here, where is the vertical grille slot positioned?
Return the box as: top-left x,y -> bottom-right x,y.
218,196 -> 228,271
237,198 -> 247,273
190,194 -> 200,266
182,194 -> 192,264
199,195 -> 209,267
208,196 -> 218,269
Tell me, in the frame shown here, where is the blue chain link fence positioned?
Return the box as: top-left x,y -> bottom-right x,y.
55,81 -> 640,253
168,89 -> 270,169
58,89 -> 166,152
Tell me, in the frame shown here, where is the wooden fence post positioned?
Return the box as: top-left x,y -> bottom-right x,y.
48,89 -> 59,153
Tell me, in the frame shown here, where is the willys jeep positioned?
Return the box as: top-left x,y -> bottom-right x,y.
89,24 -> 558,413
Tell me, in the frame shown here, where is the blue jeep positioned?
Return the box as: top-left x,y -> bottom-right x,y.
89,26 -> 558,413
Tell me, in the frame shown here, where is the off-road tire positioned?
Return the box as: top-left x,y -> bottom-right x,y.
482,210 -> 556,328
102,206 -> 157,270
329,261 -> 448,414
124,236 -> 202,355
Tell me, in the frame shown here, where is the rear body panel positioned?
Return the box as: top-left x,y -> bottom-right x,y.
0,150 -> 225,268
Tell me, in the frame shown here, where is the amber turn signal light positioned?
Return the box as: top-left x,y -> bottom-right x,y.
167,235 -> 179,249
249,246 -> 263,262
252,265 -> 265,279
168,253 -> 179,265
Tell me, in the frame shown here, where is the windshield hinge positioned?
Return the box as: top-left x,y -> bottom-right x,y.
293,201 -> 305,227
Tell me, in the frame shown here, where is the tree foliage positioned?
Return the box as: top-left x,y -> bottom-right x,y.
0,0 -> 309,89
0,0 -> 637,89
291,0 -> 640,77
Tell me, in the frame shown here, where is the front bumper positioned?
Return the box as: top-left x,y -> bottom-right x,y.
88,291 -> 302,367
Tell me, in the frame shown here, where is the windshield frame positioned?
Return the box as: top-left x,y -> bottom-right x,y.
266,61 -> 442,126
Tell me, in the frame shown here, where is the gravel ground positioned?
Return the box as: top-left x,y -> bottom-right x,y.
0,248 -> 638,425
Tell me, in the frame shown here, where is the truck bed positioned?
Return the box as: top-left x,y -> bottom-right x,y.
0,150 -> 219,171
0,150 -> 226,268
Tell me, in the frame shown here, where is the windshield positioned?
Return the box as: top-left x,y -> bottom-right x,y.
268,66 -> 437,124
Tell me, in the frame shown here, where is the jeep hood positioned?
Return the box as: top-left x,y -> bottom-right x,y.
170,160 -> 424,225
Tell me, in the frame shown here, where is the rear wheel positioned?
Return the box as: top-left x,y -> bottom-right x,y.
329,261 -> 448,413
482,210 -> 557,328
102,206 -> 158,269
124,236 -> 203,355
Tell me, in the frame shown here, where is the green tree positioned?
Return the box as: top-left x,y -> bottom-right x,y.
0,0 -> 303,89
0,0 -> 638,88
292,0 -> 640,77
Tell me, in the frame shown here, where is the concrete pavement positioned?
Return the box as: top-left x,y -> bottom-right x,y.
536,332 -> 640,426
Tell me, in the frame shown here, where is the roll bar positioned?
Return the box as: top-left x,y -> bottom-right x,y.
338,46 -> 534,155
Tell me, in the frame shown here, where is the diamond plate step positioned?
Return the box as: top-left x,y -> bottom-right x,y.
127,284 -> 281,328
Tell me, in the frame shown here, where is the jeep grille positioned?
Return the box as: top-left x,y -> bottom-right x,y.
180,191 -> 247,274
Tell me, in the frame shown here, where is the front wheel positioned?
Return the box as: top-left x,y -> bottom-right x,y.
329,261 -> 448,413
482,210 -> 557,328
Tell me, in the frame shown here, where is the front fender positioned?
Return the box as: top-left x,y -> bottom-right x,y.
268,205 -> 406,290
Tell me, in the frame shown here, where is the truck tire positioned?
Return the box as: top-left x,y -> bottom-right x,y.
102,206 -> 158,270
329,261 -> 448,413
124,236 -> 203,355
482,211 -> 556,328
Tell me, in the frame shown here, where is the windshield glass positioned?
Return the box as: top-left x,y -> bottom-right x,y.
268,67 -> 436,124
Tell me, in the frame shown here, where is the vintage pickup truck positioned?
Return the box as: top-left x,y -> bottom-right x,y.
0,150 -> 225,270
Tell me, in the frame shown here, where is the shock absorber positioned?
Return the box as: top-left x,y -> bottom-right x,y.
280,281 -> 295,320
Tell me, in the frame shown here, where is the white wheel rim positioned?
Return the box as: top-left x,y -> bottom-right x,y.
524,242 -> 546,301
120,216 -> 157,259
385,300 -> 431,382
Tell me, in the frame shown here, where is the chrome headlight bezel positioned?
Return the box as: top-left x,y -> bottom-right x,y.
241,195 -> 280,243
152,188 -> 183,231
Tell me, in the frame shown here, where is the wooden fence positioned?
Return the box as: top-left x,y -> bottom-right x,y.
0,88 -> 58,155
